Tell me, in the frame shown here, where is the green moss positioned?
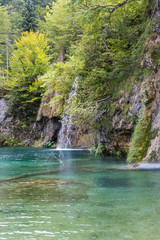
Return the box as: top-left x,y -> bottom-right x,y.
147,151 -> 158,163
150,128 -> 159,139
123,103 -> 130,114
115,150 -> 122,157
127,113 -> 152,163
90,146 -> 96,153
108,149 -> 124,157
141,97 -> 149,105
0,133 -> 6,146
0,132 -> 25,147
151,51 -> 159,62
17,120 -> 29,130
142,68 -> 153,76
150,50 -> 160,71
122,103 -> 131,121
95,143 -> 105,156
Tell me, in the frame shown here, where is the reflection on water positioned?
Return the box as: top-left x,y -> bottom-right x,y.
0,148 -> 160,239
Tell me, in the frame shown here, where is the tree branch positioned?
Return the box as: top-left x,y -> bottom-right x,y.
108,0 -> 134,19
90,0 -> 135,19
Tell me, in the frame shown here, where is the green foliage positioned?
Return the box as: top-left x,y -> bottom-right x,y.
41,0 -> 151,131
127,113 -> 152,163
95,143 -> 105,156
22,0 -> 39,32
0,5 -> 11,36
44,0 -> 80,60
116,150 -> 122,158
40,55 -> 83,115
0,67 -> 7,97
143,67 -> 153,76
0,133 -> 25,147
7,31 -> 49,118
0,133 -> 6,146
41,141 -> 56,148
0,5 -> 11,69
3,137 -> 25,147
90,146 -> 96,153
141,98 -> 149,105
6,0 -> 24,37
90,143 -> 105,156
17,120 -> 29,130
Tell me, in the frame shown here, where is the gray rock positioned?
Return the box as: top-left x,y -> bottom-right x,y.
0,98 -> 7,123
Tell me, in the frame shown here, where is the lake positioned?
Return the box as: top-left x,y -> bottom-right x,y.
0,147 -> 160,240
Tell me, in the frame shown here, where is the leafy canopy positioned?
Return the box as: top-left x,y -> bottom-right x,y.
0,5 -> 11,68
41,0 -> 151,128
22,0 -> 39,32
7,31 -> 49,118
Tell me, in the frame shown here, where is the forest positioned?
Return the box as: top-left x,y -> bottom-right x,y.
0,0 -> 159,162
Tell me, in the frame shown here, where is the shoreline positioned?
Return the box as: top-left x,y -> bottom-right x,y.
126,163 -> 160,170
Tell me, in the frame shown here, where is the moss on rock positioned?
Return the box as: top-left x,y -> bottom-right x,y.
127,112 -> 152,162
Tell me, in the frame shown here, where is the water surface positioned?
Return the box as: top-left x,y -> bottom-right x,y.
0,148 -> 160,240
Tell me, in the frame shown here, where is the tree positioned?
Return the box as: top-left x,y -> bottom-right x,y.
0,5 -> 11,64
42,0 -> 151,129
6,0 -> 24,37
22,0 -> 38,32
0,5 -> 11,82
7,31 -> 49,118
44,0 -> 81,61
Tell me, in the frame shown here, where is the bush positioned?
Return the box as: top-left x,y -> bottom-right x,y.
90,143 -> 105,156
41,141 -> 56,148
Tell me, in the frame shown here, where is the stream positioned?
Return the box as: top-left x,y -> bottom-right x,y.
0,147 -> 160,239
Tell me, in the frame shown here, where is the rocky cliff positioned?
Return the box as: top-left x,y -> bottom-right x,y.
0,97 -> 61,147
101,31 -> 160,162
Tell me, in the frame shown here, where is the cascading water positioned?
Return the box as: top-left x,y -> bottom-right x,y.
57,114 -> 73,149
57,78 -> 78,149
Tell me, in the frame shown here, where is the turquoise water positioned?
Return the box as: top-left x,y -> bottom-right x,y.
0,148 -> 160,240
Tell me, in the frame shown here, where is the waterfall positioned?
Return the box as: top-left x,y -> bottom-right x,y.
57,78 -> 78,149
57,114 -> 73,148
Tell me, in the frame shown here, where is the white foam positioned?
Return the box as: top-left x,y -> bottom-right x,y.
54,148 -> 89,151
137,163 -> 160,169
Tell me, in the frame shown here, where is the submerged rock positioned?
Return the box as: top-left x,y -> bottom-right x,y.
0,178 -> 89,204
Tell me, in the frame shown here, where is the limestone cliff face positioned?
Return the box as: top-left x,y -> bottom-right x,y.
98,82 -> 144,155
37,89 -> 63,120
103,32 -> 160,161
139,34 -> 160,162
0,98 -> 61,147
100,32 -> 160,162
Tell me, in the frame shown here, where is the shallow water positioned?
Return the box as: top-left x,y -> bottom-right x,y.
0,148 -> 160,240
